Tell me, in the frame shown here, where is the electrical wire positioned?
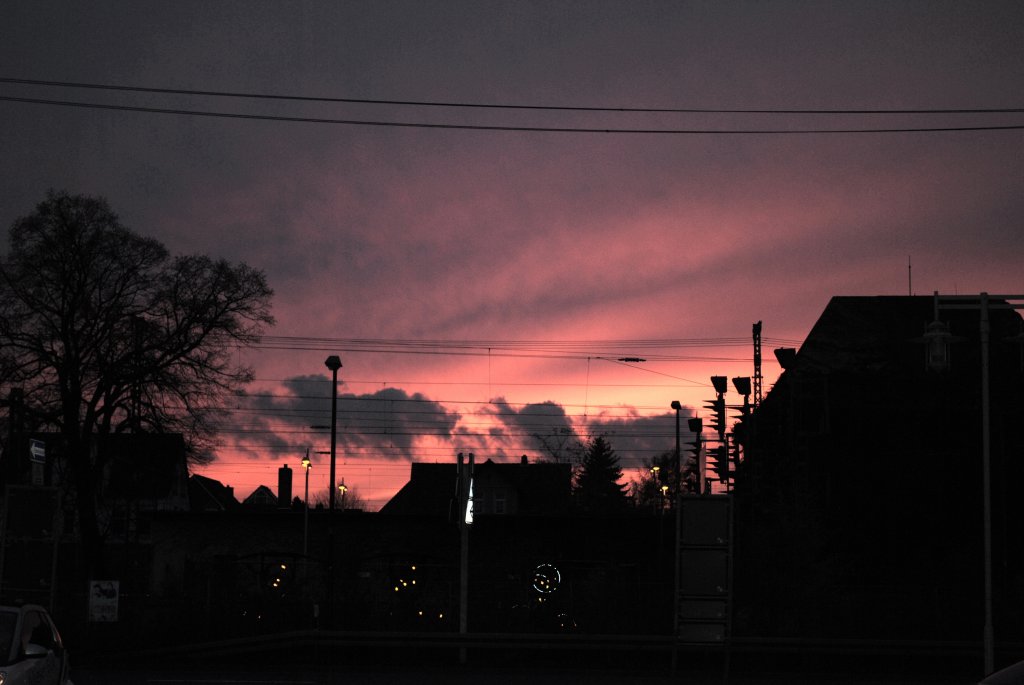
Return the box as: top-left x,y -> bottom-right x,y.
2,77 -> 1022,115
2,95 -> 1021,134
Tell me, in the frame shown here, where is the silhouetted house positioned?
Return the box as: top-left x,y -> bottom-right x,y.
733,295 -> 1024,644
98,433 -> 190,543
380,458 -> 572,517
100,433 -> 190,511
242,484 -> 278,508
188,474 -> 239,511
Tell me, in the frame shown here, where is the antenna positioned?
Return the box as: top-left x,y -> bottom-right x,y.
908,256 -> 912,296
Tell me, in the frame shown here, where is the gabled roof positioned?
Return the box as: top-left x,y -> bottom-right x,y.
188,474 -> 239,511
242,484 -> 278,508
380,459 -> 572,516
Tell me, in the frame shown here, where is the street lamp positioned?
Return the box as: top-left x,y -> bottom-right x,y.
670,400 -> 682,480
325,355 -> 342,512
302,449 -> 311,557
670,399 -> 683,674
324,354 -> 342,629
338,480 -> 348,511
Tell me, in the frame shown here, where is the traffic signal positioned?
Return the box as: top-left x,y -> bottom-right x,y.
707,444 -> 730,482
729,438 -> 742,471
704,396 -> 726,439
683,430 -> 702,493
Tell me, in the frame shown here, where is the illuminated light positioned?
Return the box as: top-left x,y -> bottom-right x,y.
438,613 -> 444,619
465,477 -> 475,525
532,563 -> 561,594
394,586 -> 399,592
411,565 -> 417,571
411,580 -> 416,585
418,610 -> 424,616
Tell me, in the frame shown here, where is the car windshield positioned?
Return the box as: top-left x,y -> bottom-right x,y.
0,610 -> 16,665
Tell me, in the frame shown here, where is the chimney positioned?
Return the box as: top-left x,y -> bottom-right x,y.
278,464 -> 293,508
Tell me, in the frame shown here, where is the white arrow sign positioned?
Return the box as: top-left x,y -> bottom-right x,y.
29,439 -> 45,464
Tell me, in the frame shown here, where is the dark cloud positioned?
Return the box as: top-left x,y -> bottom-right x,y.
584,408 -> 701,469
477,398 -> 581,462
234,376 -> 459,461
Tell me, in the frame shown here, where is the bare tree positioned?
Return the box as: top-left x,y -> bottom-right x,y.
309,484 -> 366,511
0,191 -> 274,572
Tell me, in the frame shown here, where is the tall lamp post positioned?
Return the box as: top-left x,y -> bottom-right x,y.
324,355 -> 342,629
302,449 -> 311,558
670,399 -> 682,674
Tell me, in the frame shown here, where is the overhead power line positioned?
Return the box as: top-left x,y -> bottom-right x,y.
2,94 -> 1021,134
2,76 -> 1022,115
251,334 -> 802,353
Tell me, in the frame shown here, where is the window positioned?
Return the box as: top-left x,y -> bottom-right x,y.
23,611 -> 56,651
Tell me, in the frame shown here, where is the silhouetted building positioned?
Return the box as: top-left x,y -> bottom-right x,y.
188,474 -> 239,511
380,458 -> 572,517
242,484 -> 278,508
733,295 -> 1024,644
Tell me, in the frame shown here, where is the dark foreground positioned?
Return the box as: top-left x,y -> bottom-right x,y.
69,664 -> 984,685
68,632 -> 1005,685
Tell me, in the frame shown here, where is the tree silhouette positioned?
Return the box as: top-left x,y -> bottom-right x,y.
310,483 -> 366,511
0,190 -> 274,573
630,449 -> 699,510
573,435 -> 628,513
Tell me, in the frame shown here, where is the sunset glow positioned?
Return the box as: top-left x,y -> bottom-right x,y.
3,2 -> 1022,508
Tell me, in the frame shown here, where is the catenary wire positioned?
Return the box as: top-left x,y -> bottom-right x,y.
2,77 -> 1022,115
2,95 -> 1022,134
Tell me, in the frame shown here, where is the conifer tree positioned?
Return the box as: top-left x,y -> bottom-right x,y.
573,435 -> 628,513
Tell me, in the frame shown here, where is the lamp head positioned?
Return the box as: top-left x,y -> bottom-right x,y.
670,400 -> 682,410
325,355 -> 342,371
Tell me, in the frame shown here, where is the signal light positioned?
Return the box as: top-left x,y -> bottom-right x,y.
708,444 -> 730,482
704,397 -> 726,439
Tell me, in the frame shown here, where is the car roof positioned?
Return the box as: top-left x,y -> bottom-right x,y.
0,605 -> 49,613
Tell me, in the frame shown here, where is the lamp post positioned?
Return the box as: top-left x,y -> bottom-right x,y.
670,400 -> 683,674
671,400 -> 682,480
302,449 -> 311,558
324,354 -> 342,629
338,480 -> 347,511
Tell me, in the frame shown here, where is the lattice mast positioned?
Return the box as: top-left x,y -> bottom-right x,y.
752,321 -> 763,407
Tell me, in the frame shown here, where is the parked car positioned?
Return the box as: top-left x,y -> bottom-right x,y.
981,659 -> 1024,684
0,604 -> 70,684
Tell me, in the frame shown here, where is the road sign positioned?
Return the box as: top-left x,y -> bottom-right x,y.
29,439 -> 45,464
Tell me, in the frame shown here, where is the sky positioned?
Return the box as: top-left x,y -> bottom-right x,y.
2,2 -> 1022,509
